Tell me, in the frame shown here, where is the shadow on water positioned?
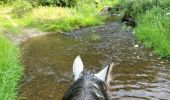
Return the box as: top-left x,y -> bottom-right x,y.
19,22 -> 170,100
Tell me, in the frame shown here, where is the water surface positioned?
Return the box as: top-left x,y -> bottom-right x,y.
19,23 -> 170,100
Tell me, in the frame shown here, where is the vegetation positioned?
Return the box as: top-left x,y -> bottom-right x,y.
0,10 -> 22,98
135,7 -> 170,58
0,0 -> 115,33
24,4 -> 103,32
0,0 -> 78,7
117,0 -> 170,58
0,34 -> 22,100
12,0 -> 33,18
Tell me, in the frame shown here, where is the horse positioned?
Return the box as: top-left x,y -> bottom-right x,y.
63,56 -> 114,100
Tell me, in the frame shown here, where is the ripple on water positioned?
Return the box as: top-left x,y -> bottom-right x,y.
19,22 -> 170,100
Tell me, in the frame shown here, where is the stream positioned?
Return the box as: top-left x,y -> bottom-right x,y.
19,22 -> 170,100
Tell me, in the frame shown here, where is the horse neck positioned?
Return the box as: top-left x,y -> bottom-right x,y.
63,75 -> 109,100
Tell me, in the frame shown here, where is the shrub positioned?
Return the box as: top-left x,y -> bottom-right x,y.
0,0 -> 15,4
74,0 -> 99,17
135,7 -> 170,57
159,0 -> 170,9
12,0 -> 33,18
35,0 -> 78,7
126,0 -> 157,17
24,0 -> 104,32
117,0 -> 170,57
117,0 -> 170,18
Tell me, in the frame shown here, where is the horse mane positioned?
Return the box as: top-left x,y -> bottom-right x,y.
62,71 -> 110,100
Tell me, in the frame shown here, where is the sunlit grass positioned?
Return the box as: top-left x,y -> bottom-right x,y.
1,0 -> 118,33
21,5 -> 104,32
31,6 -> 72,20
0,5 -> 21,34
0,34 -> 22,100
0,6 -> 22,100
116,0 -> 170,58
135,7 -> 170,58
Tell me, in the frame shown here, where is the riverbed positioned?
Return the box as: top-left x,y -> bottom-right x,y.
19,22 -> 170,100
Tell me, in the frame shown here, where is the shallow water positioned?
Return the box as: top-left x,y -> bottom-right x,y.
19,23 -> 170,100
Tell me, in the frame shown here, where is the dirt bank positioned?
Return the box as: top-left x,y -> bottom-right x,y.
2,28 -> 49,45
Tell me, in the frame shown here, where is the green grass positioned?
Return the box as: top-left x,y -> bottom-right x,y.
0,0 -> 118,33
21,6 -> 104,32
134,7 -> 170,58
0,5 -> 21,34
116,0 -> 170,58
22,1 -> 106,32
0,34 -> 22,100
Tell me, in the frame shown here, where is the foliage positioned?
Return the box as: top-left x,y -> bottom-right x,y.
116,0 -> 170,58
23,6 -> 103,32
0,34 -> 22,100
159,0 -> 170,9
0,0 -> 116,33
41,0 -> 77,7
24,0 -> 78,7
0,0 -> 78,7
12,0 -> 32,18
1,0 -> 117,32
135,7 -> 170,58
75,0 -> 99,16
17,0 -> 110,32
118,0 -> 158,19
0,0 -> 15,4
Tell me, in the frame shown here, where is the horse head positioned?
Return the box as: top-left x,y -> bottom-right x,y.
63,56 -> 114,100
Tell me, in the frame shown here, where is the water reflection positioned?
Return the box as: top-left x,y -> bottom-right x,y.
19,23 -> 170,100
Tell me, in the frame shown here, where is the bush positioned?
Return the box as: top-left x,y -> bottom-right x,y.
26,0 -> 39,7
34,0 -> 78,7
0,0 -> 15,4
23,0 -> 104,32
123,0 -> 157,17
12,0 -> 33,18
117,0 -> 170,57
135,7 -> 170,57
117,0 -> 170,18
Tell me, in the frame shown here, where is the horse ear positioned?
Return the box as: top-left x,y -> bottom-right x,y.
95,63 -> 114,83
73,55 -> 84,81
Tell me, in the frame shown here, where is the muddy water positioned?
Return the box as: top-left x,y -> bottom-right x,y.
19,23 -> 170,100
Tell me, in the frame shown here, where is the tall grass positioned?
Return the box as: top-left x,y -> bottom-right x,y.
135,7 -> 170,58
1,0 -> 117,33
117,0 -> 170,58
0,5 -> 21,34
0,34 -> 22,100
23,2 -> 104,32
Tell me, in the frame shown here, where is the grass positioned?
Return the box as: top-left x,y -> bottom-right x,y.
21,6 -> 104,32
0,5 -> 21,34
0,0 -> 117,33
116,0 -> 170,58
23,2 -> 105,32
0,5 -> 22,100
0,34 -> 22,100
134,7 -> 170,58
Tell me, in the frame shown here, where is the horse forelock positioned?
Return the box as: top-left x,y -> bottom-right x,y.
63,71 -> 109,100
